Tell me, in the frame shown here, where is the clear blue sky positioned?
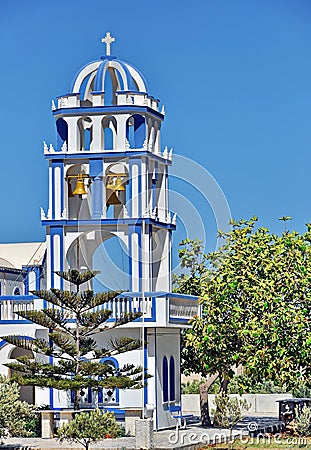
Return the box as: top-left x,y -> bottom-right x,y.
0,0 -> 311,253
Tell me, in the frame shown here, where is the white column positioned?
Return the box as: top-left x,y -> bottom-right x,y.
131,162 -> 139,218
90,116 -> 103,151
48,164 -> 52,216
116,115 -> 130,150
142,222 -> 151,292
141,158 -> 148,217
131,232 -> 139,292
54,166 -> 61,219
64,117 -> 80,152
158,165 -> 166,222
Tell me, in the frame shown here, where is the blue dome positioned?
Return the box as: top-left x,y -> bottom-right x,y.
70,56 -> 148,100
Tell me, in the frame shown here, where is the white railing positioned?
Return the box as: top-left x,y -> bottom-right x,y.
0,296 -> 35,321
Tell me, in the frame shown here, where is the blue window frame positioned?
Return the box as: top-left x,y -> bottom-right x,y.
163,356 -> 169,402
169,356 -> 175,401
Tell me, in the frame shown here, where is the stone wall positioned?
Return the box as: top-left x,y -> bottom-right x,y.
182,393 -> 292,417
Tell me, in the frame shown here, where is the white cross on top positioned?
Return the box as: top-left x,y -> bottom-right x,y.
101,32 -> 115,56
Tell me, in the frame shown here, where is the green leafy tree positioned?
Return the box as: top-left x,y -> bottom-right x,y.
174,238 -> 216,426
184,217 -> 311,396
2,270 -> 144,410
57,409 -> 123,450
0,375 -> 35,440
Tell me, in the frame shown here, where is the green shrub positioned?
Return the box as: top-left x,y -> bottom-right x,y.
212,393 -> 250,449
294,405 -> 311,437
0,375 -> 36,440
57,409 -> 123,450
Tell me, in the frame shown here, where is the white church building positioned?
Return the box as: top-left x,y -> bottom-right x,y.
0,34 -> 199,430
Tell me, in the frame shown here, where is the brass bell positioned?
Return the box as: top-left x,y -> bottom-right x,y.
106,176 -> 125,192
73,174 -> 87,196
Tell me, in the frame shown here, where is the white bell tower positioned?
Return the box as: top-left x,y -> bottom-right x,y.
41,34 -> 198,429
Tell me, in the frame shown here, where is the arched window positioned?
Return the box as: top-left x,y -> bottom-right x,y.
162,356 -> 169,402
102,116 -> 117,151
169,356 -> 175,401
98,357 -> 119,404
13,287 -> 20,295
126,115 -> 146,148
78,117 -> 93,151
28,270 -> 36,292
56,118 -> 68,151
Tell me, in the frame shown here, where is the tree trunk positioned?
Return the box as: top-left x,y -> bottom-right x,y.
220,374 -> 229,394
73,388 -> 80,410
199,373 -> 219,427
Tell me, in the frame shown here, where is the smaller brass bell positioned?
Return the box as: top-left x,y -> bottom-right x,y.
73,174 -> 87,196
106,176 -> 125,192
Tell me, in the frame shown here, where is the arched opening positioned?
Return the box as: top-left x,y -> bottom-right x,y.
98,357 -> 119,404
162,356 -> 169,402
78,117 -> 93,151
126,115 -> 146,148
56,118 -> 68,151
13,287 -> 20,295
93,234 -> 129,292
9,347 -> 35,404
66,164 -> 90,220
102,116 -> 117,150
105,163 -> 129,219
28,270 -> 36,292
169,356 -> 175,401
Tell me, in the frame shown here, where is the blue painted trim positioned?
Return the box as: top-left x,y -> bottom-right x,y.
0,320 -> 33,324
169,318 -> 192,324
50,227 -> 64,289
162,356 -> 169,402
53,105 -> 164,120
169,356 -> 175,401
125,62 -> 149,92
0,295 -> 37,301
138,226 -> 142,291
100,357 -> 120,403
51,161 -> 64,219
128,225 -> 134,292
0,340 -> 7,348
44,150 -> 171,166
41,218 -> 175,230
100,356 -> 119,368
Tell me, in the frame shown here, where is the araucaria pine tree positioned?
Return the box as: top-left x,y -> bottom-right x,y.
3,270 -> 143,410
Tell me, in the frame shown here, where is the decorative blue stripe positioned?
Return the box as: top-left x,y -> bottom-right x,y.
42,218 -> 176,232
94,61 -> 106,92
169,318 -> 192,324
45,150 -> 172,166
125,62 -> 148,92
0,320 -> 33,324
0,295 -> 37,301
